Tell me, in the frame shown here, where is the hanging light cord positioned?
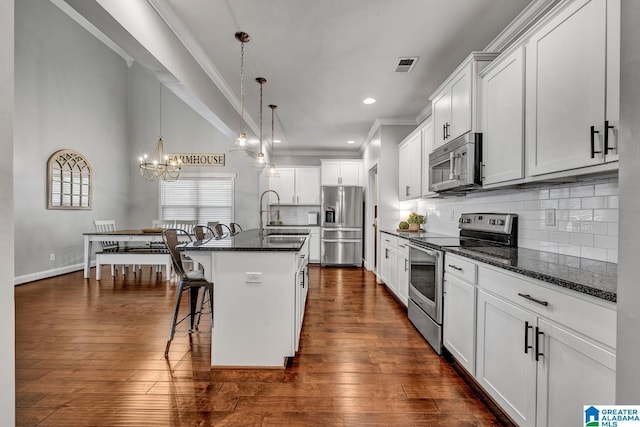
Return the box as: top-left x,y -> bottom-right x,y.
259,79 -> 263,154
159,84 -> 163,140
239,41 -> 245,135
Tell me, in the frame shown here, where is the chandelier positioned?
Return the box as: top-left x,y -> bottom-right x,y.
253,77 -> 267,169
139,84 -> 181,182
266,104 -> 279,178
229,31 -> 253,157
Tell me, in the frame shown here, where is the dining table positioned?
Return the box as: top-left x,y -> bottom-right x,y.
82,229 -> 165,279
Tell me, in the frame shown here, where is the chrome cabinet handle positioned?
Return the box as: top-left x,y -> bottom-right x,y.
404,258 -> 408,272
447,264 -> 463,271
524,321 -> 533,354
443,124 -> 446,140
518,293 -> 549,307
590,125 -> 602,158
385,248 -> 388,259
406,185 -> 410,197
445,122 -> 450,139
535,327 -> 544,361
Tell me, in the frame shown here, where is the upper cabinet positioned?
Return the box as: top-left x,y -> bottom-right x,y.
398,132 -> 422,200
525,0 -> 619,176
480,46 -> 525,186
430,52 -> 499,149
421,120 -> 436,198
321,159 -> 362,186
268,167 -> 320,205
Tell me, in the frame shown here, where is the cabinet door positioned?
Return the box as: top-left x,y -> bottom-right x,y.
387,246 -> 398,295
449,63 -> 472,141
421,121 -> 435,197
339,161 -> 361,186
380,242 -> 391,284
443,274 -> 476,375
408,136 -> 422,198
482,47 -> 525,185
295,168 -> 320,204
309,230 -> 320,263
396,244 -> 409,306
269,168 -> 295,204
432,90 -> 450,148
321,161 -> 341,185
398,141 -> 411,200
476,290 -> 537,427
526,0 -> 607,175
535,318 -> 616,427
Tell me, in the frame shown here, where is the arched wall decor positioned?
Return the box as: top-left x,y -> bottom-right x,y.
47,149 -> 92,209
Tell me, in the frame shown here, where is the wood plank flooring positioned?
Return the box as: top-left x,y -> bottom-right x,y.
16,265 -> 508,426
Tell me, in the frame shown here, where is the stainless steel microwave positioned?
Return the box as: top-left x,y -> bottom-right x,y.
429,132 -> 482,193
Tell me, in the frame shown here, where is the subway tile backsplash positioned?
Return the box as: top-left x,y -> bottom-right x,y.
416,177 -> 618,263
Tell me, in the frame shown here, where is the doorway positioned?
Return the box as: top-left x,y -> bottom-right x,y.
367,164 -> 379,273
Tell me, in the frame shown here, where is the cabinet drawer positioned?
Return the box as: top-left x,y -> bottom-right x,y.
445,253 -> 478,284
396,238 -> 410,255
381,233 -> 398,249
478,264 -> 616,349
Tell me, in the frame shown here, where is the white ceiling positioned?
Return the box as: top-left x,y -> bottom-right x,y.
70,0 -> 534,155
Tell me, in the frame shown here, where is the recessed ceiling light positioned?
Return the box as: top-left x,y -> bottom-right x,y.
273,139 -> 282,144
347,140 -> 355,144
363,97 -> 376,105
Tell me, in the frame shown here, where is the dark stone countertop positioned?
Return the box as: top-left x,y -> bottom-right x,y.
177,228 -> 309,252
382,229 -> 617,303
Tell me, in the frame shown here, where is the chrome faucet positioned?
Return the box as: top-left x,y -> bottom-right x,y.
259,190 -> 281,236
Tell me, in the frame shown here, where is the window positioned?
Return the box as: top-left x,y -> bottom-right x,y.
160,174 -> 234,224
47,149 -> 92,209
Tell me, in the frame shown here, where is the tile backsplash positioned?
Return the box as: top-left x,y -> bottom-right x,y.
414,177 -> 618,263
268,205 -> 321,226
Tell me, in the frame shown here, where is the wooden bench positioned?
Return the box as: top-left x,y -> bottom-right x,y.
96,248 -> 172,280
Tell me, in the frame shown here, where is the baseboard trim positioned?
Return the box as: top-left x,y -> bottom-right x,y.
14,262 -> 91,285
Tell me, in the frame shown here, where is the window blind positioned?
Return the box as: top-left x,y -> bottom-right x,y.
160,176 -> 234,224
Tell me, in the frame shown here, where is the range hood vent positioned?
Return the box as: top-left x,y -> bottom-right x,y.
395,57 -> 418,73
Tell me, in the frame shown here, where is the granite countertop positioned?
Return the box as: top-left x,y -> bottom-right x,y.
177,228 -> 309,252
264,224 -> 319,228
382,229 -> 617,303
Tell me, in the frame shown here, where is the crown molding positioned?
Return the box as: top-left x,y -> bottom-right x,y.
146,0 -> 260,137
51,0 -> 134,67
415,104 -> 432,125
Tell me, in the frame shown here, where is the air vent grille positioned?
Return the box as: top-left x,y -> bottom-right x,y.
395,57 -> 418,73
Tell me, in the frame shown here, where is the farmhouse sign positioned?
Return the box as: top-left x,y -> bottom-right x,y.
167,153 -> 225,167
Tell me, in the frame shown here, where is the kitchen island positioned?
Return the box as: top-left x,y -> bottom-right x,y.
178,229 -> 309,368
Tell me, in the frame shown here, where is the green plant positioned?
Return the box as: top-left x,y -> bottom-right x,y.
398,221 -> 409,230
407,212 -> 425,224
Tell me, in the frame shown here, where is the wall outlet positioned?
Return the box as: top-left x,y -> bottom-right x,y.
49,253 -> 55,261
246,272 -> 262,283
544,209 -> 556,227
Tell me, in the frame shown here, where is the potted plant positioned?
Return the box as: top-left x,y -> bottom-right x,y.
406,212 -> 425,231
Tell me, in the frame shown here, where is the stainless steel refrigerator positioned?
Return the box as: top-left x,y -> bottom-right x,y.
321,186 -> 363,266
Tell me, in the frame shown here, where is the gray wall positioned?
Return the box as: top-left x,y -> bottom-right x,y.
616,0 -> 640,403
0,0 -> 14,423
13,0 -> 261,282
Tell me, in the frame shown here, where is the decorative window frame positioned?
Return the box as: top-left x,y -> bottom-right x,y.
47,149 -> 92,209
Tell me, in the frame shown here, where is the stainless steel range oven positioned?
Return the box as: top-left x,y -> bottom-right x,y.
407,244 -> 444,354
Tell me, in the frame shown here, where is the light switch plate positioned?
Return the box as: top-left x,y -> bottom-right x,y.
544,209 -> 556,227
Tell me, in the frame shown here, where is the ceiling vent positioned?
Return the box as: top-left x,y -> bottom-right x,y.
395,57 -> 418,73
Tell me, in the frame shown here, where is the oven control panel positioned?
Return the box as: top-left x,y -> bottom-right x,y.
458,213 -> 517,235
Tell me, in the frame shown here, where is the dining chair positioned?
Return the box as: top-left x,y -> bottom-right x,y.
213,223 -> 232,238
152,219 -> 175,229
229,222 -> 243,234
193,225 -> 216,241
93,219 -> 124,276
173,220 -> 197,235
162,229 -> 214,358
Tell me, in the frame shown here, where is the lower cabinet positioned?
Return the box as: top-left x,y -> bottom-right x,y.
473,263 -> 616,427
443,273 -> 477,375
397,242 -> 409,305
379,233 -> 410,306
309,228 -> 320,263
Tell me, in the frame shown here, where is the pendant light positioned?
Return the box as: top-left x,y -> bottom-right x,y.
138,83 -> 181,181
265,104 -> 279,178
253,77 -> 267,169
229,31 -> 252,156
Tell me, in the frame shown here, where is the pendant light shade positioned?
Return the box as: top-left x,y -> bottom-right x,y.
229,31 -> 253,157
253,77 -> 267,170
265,104 -> 279,178
138,83 -> 181,181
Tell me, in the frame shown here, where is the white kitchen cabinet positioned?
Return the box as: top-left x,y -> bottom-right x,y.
268,167 -> 320,205
430,52 -> 498,149
308,227 -> 320,263
421,120 -> 436,197
398,132 -> 422,200
443,253 -> 478,375
321,159 -> 362,186
480,46 -> 525,185
476,262 -> 616,427
379,233 -> 398,293
525,0 -> 620,176
396,241 -> 409,306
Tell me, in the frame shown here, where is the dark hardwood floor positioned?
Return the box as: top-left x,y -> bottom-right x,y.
16,265 -> 506,426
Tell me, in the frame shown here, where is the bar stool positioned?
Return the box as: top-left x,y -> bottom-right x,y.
162,229 -> 214,358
